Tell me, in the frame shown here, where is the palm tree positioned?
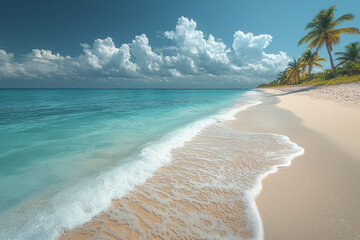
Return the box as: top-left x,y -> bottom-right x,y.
287,57 -> 302,84
276,70 -> 287,85
301,50 -> 326,81
298,5 -> 360,77
335,42 -> 360,66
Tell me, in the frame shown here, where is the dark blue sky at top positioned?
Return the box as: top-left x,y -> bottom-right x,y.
1,0 -> 359,59
0,0 -> 359,88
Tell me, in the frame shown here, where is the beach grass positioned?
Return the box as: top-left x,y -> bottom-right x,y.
259,74 -> 360,88
299,74 -> 360,85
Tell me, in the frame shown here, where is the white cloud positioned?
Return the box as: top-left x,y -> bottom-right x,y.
81,37 -> 137,76
164,17 -> 232,75
230,30 -> 289,80
0,17 -> 290,87
233,31 -> 272,51
232,31 -> 272,64
21,49 -> 74,78
0,50 -> 17,77
0,48 -> 75,79
30,49 -> 69,61
131,34 -> 165,75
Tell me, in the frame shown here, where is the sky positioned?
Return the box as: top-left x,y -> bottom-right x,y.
0,0 -> 359,88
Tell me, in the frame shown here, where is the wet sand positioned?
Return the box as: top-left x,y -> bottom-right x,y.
60,123 -> 302,239
60,84 -> 360,239
225,88 -> 360,239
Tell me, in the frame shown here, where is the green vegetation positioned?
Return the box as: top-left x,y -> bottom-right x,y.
335,42 -> 360,66
300,50 -> 326,81
258,73 -> 360,88
300,74 -> 360,86
258,5 -> 360,88
287,57 -> 302,84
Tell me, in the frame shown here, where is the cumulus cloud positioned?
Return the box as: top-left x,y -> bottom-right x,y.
22,49 -> 74,78
130,34 -> 166,75
81,37 -> 137,75
0,16 -> 290,88
30,49 -> 69,61
164,17 -> 232,75
232,31 -> 272,64
231,31 -> 289,77
0,50 -> 18,77
0,48 -> 75,79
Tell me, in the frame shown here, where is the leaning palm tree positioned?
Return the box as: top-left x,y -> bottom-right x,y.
301,50 -> 326,81
298,5 -> 360,77
335,42 -> 360,66
287,57 -> 302,84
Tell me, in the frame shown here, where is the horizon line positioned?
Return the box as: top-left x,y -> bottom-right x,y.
0,88 -> 253,90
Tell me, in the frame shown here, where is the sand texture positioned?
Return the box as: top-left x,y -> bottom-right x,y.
268,81 -> 360,105
61,82 -> 360,239
226,83 -> 360,239
60,125 -> 301,240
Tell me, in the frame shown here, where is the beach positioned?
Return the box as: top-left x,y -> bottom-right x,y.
58,82 -> 360,239
1,1 -> 360,239
226,83 -> 360,239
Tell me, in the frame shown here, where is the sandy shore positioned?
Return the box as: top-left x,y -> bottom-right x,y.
225,82 -> 360,239
60,114 -> 303,239
60,82 -> 360,239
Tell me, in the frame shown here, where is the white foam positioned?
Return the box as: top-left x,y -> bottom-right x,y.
243,133 -> 304,240
0,90 -> 262,240
78,125 -> 304,239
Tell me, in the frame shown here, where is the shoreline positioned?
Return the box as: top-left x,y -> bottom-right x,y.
0,90 -> 253,240
60,83 -> 360,239
59,90 -> 304,239
225,85 -> 360,239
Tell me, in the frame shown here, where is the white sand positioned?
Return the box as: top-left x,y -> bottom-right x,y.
60,82 -> 360,239
225,82 -> 360,239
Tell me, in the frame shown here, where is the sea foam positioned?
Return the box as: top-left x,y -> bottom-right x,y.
60,124 -> 304,239
0,91 -> 262,240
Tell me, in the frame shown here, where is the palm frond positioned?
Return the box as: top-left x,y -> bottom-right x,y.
335,42 -> 360,66
299,4 -> 359,59
331,27 -> 360,35
334,14 -> 354,24
314,62 -> 323,68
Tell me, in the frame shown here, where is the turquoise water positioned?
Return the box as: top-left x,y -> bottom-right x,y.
0,89 -> 247,214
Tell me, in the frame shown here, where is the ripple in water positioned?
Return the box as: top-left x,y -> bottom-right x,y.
61,125 -> 303,240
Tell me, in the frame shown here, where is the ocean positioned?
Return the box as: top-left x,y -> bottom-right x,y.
0,89 -> 273,239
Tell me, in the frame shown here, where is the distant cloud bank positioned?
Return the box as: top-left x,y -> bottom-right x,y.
0,17 -> 289,88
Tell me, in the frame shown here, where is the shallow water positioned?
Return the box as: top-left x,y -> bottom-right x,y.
0,89 -> 265,239
60,125 -> 303,240
0,89 -> 243,213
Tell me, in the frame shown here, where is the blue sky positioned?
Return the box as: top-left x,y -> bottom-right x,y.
0,0 -> 359,88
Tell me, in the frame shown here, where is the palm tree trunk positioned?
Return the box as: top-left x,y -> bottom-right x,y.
308,68 -> 311,81
326,42 -> 338,77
